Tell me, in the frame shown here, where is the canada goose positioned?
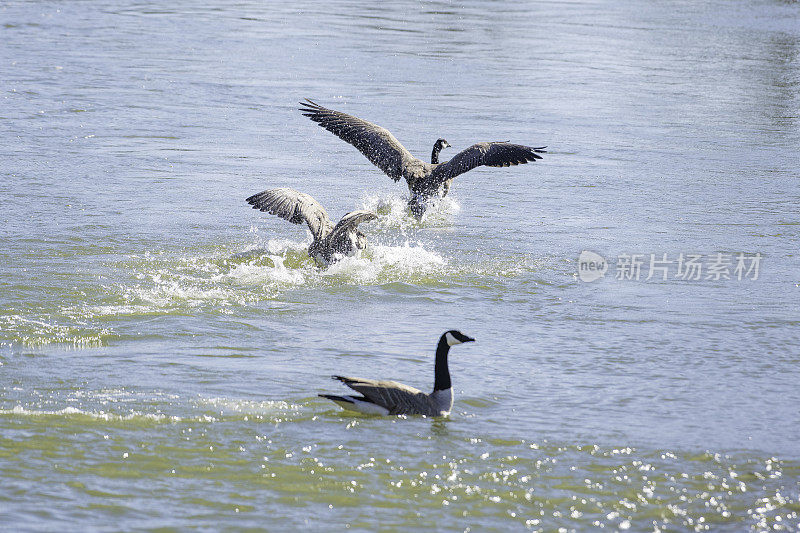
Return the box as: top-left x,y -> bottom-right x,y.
299,99 -> 546,216
319,330 -> 475,416
246,188 -> 376,266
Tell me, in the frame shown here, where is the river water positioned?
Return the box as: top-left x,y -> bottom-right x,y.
2,0 -> 799,530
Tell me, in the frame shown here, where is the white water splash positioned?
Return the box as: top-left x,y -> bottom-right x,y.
51,195 -> 547,328
321,242 -> 446,284
360,193 -> 461,230
222,239 -> 308,287
73,231 -> 447,322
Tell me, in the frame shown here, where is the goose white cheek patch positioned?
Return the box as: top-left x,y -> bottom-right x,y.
445,332 -> 460,346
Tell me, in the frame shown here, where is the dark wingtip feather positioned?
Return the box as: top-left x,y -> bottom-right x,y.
245,192 -> 263,207
525,146 -> 546,161
245,191 -> 274,211
298,98 -> 323,112
319,394 -> 354,404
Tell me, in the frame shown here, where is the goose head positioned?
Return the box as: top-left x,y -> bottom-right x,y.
435,138 -> 451,150
444,330 -> 475,346
431,138 -> 452,165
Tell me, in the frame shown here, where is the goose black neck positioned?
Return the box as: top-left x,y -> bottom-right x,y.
433,336 -> 451,391
431,143 -> 442,165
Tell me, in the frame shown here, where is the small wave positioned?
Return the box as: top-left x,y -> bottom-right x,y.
0,405 -> 183,423
72,388 -> 181,403
194,397 -> 313,424
129,281 -> 235,307
196,397 -> 300,417
0,314 -> 112,348
0,395 -> 305,425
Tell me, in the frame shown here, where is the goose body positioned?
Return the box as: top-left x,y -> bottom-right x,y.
319,330 -> 475,417
299,99 -> 546,216
246,188 -> 376,266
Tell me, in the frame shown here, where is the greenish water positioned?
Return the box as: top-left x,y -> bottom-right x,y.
2,0 -> 799,530
2,401 -> 798,530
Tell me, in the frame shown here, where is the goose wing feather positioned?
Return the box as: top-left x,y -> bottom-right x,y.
246,188 -> 333,240
333,376 -> 435,415
299,99 -> 416,182
328,210 -> 377,240
431,142 -> 546,184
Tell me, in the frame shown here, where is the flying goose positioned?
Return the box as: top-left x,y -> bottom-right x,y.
246,188 -> 376,266
299,99 -> 546,216
319,330 -> 475,416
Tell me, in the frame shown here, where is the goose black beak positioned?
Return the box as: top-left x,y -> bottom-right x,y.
464,336 -> 475,343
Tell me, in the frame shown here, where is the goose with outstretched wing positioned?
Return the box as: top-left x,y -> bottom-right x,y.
319,330 -> 475,417
246,188 -> 376,267
299,99 -> 546,216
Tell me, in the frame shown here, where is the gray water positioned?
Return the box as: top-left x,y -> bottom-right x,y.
2,0 -> 799,530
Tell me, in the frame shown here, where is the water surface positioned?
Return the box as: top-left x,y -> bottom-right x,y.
2,0 -> 799,530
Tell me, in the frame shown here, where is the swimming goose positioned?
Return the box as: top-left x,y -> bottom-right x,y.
246,188 -> 376,266
299,99 -> 546,216
319,330 -> 475,416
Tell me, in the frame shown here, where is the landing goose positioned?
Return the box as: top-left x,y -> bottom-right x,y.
299,99 -> 546,216
246,188 -> 376,266
319,330 -> 475,416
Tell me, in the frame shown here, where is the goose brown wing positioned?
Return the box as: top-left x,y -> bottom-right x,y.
300,99 -> 417,182
430,142 -> 546,185
246,188 -> 333,240
333,376 -> 435,415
